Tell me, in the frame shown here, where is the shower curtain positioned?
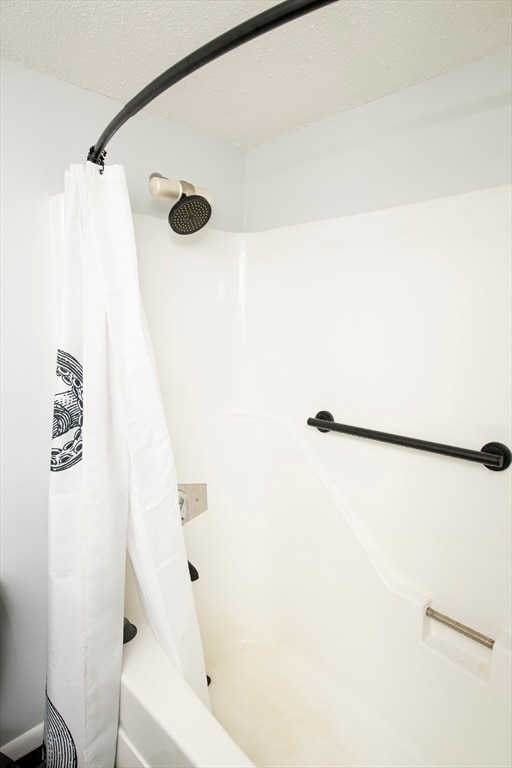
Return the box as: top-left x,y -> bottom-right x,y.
46,163 -> 208,768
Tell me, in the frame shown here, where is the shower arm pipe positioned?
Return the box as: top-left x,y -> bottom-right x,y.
307,411 -> 512,471
87,0 -> 339,167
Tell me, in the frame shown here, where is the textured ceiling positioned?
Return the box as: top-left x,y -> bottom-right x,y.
1,0 -> 511,147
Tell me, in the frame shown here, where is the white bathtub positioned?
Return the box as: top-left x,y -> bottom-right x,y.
116,416 -> 512,768
115,595 -> 254,768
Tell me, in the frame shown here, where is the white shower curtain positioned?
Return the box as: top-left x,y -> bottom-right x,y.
46,163 -> 208,768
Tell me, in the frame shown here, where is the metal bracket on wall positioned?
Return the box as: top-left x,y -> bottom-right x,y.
178,484 -> 208,524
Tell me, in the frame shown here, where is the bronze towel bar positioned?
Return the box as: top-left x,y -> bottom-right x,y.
425,607 -> 494,649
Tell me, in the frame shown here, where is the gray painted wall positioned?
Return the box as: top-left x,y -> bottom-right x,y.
245,49 -> 512,231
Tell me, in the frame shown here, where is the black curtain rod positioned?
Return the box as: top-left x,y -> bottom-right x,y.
307,411 -> 511,471
88,0 -> 338,168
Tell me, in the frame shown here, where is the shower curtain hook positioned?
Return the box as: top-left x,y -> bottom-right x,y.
87,146 -> 107,174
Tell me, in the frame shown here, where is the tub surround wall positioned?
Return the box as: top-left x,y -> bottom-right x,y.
177,417 -> 510,767
133,219 -> 243,444
240,186 -> 512,634
134,184 -> 511,766
135,185 -> 511,643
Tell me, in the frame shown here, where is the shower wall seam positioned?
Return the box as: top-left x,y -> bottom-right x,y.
236,232 -> 249,414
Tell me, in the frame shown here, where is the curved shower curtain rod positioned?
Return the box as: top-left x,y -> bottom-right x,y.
87,0 -> 339,169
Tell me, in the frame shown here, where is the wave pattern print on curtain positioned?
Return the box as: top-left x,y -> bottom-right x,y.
47,164 -> 208,768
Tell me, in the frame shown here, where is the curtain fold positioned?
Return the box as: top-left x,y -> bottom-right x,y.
46,164 -> 207,768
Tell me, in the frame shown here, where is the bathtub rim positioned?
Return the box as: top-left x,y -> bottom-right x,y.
116,598 -> 255,768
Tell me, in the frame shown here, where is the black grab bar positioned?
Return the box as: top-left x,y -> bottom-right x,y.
307,411 -> 511,471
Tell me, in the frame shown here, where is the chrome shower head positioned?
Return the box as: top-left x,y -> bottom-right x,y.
149,174 -> 212,235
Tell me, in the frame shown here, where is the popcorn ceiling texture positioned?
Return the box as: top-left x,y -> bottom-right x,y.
1,0 -> 510,147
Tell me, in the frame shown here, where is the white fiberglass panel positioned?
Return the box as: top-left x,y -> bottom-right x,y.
241,186 -> 512,633
133,216 -> 243,456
